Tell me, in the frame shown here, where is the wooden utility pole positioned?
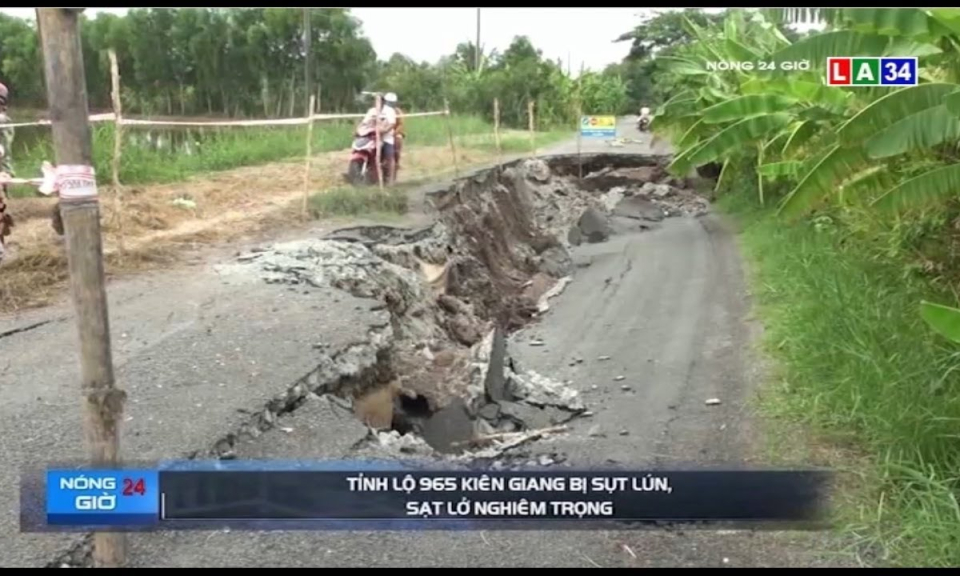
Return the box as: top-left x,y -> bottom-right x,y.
303,8 -> 312,117
36,8 -> 126,568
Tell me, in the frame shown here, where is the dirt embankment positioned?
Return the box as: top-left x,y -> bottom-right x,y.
46,152 -> 712,568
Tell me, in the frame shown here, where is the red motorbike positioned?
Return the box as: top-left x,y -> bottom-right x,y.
346,130 -> 389,186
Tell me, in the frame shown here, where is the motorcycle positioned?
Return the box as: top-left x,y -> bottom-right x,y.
637,115 -> 651,132
345,130 -> 389,186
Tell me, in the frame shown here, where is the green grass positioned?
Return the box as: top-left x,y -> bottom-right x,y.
465,129 -> 571,154
309,184 -> 408,217
717,190 -> 960,567
5,114 -> 563,198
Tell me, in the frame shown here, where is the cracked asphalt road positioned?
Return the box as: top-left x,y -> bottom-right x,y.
1,119 -> 853,567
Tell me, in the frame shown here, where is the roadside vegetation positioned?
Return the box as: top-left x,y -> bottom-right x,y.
646,7 -> 960,566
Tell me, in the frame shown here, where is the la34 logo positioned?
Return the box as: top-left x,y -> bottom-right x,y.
827,57 -> 917,86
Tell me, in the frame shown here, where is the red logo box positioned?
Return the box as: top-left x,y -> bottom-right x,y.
826,57 -> 852,86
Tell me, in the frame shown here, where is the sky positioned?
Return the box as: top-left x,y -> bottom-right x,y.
0,7 -> 669,73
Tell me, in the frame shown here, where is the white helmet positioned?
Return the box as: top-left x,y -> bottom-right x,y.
640,107 -> 651,116
384,92 -> 398,104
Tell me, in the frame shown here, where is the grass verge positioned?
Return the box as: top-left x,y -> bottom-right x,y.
310,185 -> 409,218
716,191 -> 960,567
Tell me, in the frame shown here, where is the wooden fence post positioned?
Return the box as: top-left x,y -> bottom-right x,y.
528,100 -> 537,156
108,49 -> 125,256
443,99 -> 460,178
577,63 -> 585,180
493,98 -> 502,169
37,8 -> 126,568
374,94 -> 384,191
576,103 -> 583,182
302,94 -> 316,218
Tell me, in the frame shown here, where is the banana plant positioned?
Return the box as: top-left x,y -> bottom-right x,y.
920,300 -> 960,344
656,8 -> 960,215
778,82 -> 960,216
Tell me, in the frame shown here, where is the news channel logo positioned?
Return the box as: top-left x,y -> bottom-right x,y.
826,57 -> 918,87
46,469 -> 159,526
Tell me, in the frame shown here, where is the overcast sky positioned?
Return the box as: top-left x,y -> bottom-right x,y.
0,7 -> 678,73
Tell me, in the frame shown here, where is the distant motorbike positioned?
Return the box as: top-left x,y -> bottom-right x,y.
637,116 -> 651,132
345,131 -> 388,186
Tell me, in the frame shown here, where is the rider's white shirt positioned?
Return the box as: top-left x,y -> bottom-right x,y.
363,106 -> 398,145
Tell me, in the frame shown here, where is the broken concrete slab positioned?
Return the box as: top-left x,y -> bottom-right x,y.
499,401 -> 580,429
234,394 -> 369,459
484,327 -> 508,403
637,182 -> 675,199
577,208 -> 613,243
523,158 -> 552,183
362,430 -> 436,458
478,402 -> 501,421
506,369 -> 585,412
539,246 -> 573,277
419,397 -> 475,454
614,196 -> 666,222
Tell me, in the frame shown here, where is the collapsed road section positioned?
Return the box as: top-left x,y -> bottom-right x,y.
47,153 -> 712,567
219,154 -> 710,455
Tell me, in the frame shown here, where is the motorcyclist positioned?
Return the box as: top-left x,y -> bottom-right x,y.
1,82 -> 15,262
358,93 -> 398,183
638,106 -> 652,131
382,92 -> 402,183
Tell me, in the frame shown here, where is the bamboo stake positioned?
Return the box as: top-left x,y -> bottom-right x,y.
375,94 -> 384,191
108,49 -> 125,257
443,99 -> 459,178
577,103 -> 583,182
493,98 -> 502,169
577,65 -> 584,181
528,100 -> 537,156
302,94 -> 316,218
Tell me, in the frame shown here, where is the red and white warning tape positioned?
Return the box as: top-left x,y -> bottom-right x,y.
1,162 -> 96,200
0,113 -> 116,129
